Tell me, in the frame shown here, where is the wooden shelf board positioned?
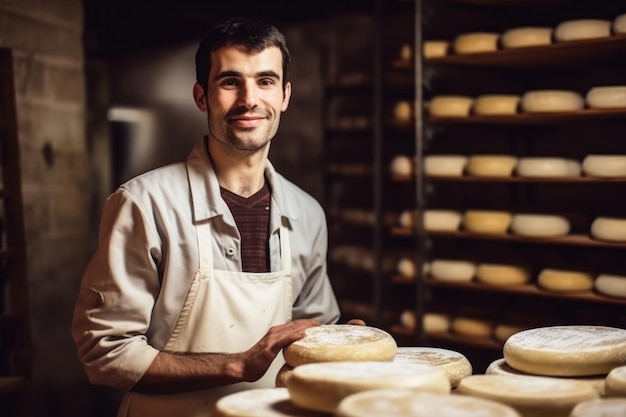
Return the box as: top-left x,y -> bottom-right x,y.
392,174 -> 626,183
427,108 -> 626,125
0,377 -> 24,394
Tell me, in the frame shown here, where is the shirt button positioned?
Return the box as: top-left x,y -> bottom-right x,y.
226,247 -> 236,257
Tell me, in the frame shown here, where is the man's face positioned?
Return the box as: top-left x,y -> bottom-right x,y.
201,46 -> 291,154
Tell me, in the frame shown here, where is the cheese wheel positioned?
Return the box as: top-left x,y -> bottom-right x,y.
570,398 -> 626,417
605,365 -> 626,397
494,324 -> 528,343
456,374 -> 598,417
423,312 -> 451,333
516,157 -> 581,177
582,154 -> 626,178
389,155 -> 414,177
423,40 -> 449,58
393,101 -> 413,122
398,210 -> 416,228
452,317 -> 493,338
213,387 -> 329,417
510,214 -> 570,237
591,217 -> 626,242
501,27 -> 553,49
585,86 -> 626,109
613,14 -> 626,34
485,358 -> 606,396
430,259 -> 476,282
393,346 -> 472,388
453,32 -> 500,54
463,210 -> 512,234
399,43 -> 412,61
400,310 -> 416,331
466,155 -> 518,177
282,325 -> 397,367
336,390 -> 522,417
429,96 -> 474,117
503,325 -> 626,376
594,274 -> 626,298
555,19 -> 612,42
275,364 -> 293,388
424,210 -> 462,232
473,95 -> 521,116
521,90 -> 584,113
423,155 -> 468,176
286,361 -> 450,413
476,264 -> 530,286
537,269 -> 594,292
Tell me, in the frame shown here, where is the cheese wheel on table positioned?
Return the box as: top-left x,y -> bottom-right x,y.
430,259 -> 476,282
424,209 -> 462,232
605,365 -> 626,397
501,27 -> 553,48
613,14 -> 626,34
591,217 -> 626,242
283,325 -> 397,367
393,346 -> 472,388
555,19 -> 612,42
336,390 -> 522,417
463,210 -> 512,234
594,274 -> 626,298
510,214 -> 570,237
516,157 -> 581,177
583,154 -> 626,178
275,364 -> 293,388
453,32 -> 499,54
423,155 -> 468,176
466,155 -> 517,177
521,90 -> 584,113
473,95 -> 520,116
476,263 -> 530,286
423,40 -> 449,58
429,96 -> 474,117
537,268 -> 594,292
286,361 -> 450,413
456,374 -> 598,417
503,325 -> 626,377
213,387 -> 329,417
585,86 -> 626,109
570,398 -> 626,417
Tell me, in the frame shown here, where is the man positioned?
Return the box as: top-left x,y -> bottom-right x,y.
73,17 -> 361,417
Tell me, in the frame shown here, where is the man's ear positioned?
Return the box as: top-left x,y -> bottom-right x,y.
193,83 -> 207,112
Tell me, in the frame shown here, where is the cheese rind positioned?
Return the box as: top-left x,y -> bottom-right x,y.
604,365 -> 626,397
521,90 -> 584,113
423,40 -> 450,58
476,264 -> 530,286
393,347 -> 472,388
555,19 -> 612,41
275,364 -> 293,388
516,157 -> 581,177
466,155 -> 518,177
594,274 -> 626,298
582,154 -> 626,178
537,269 -> 594,292
473,95 -> 520,115
423,155 -> 468,176
452,317 -> 493,338
213,387 -> 327,417
389,155 -> 414,177
283,325 -> 397,367
503,325 -> 626,376
613,14 -> 626,34
570,398 -> 626,417
430,259 -> 476,282
510,214 -> 570,237
591,217 -> 626,242
423,312 -> 451,333
424,210 -> 462,232
453,32 -> 500,54
585,86 -> 626,109
501,27 -> 553,48
429,96 -> 474,117
463,210 -> 512,234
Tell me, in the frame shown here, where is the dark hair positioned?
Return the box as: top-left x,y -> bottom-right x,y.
195,17 -> 291,93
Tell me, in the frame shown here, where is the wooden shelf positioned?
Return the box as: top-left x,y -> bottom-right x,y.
392,174 -> 626,183
427,108 -> 626,125
391,325 -> 502,350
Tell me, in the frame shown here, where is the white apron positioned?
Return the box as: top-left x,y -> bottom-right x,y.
117,219 -> 293,417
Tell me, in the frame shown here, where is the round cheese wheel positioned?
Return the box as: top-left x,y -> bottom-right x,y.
582,154 -> 626,178
613,14 -> 626,34
570,398 -> 626,417
336,390 -> 522,417
555,19 -> 612,42
423,40 -> 449,58
423,312 -> 451,333
485,358 -> 606,396
400,310 -> 416,331
430,259 -> 476,282
476,264 -> 530,286
456,374 -> 598,417
591,217 -> 626,242
594,274 -> 626,298
521,90 -> 584,113
453,32 -> 500,54
585,86 -> 626,109
604,365 -> 626,397
501,27 -> 553,49
423,155 -> 468,176
275,364 -> 293,388
537,269 -> 594,292
516,157 -> 581,177
424,210 -> 462,232
503,325 -> 626,376
399,43 -> 412,61
466,155 -> 518,177
429,96 -> 474,117
287,361 -> 450,413
393,101 -> 413,122
493,324 -> 528,343
510,214 -> 570,237
473,95 -> 521,116
213,387 -> 328,417
452,317 -> 493,338
393,347 -> 472,388
282,325 -> 397,367
389,155 -> 414,177
463,210 -> 513,234
398,210 -> 416,228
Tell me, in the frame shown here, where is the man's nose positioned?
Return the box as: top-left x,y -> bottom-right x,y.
238,82 -> 259,109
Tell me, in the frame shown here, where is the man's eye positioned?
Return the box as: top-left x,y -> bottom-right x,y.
221,79 -> 239,87
259,79 -> 276,86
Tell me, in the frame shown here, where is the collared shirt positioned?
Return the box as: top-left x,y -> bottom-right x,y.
72,139 -> 340,390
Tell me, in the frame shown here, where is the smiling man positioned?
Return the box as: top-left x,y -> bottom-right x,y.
72,18 -> 358,417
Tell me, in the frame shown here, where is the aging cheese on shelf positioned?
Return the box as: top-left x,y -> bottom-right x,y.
399,43 -> 412,62
585,86 -> 626,109
613,14 -> 626,34
473,95 -> 521,116
520,90 -> 584,113
476,264 -> 531,287
510,214 -> 570,238
516,157 -> 581,178
389,155 -> 414,177
398,210 -> 416,228
494,323 -> 528,342
453,32 -> 500,54
429,96 -> 474,117
393,100 -> 413,122
582,155 -> 626,178
501,27 -> 553,48
451,317 -> 493,338
456,374 -> 598,417
591,217 -> 626,242
423,312 -> 451,333
423,155 -> 468,176
423,40 -> 450,58
537,269 -> 594,292
555,19 -> 612,41
462,210 -> 513,234
594,274 -> 626,298
393,346 -> 472,388
570,398 -> 626,417
604,365 -> 626,397
466,155 -> 518,177
503,325 -> 626,377
213,387 -> 329,417
430,259 -> 476,282
336,390 -> 522,417
286,361 -> 450,413
424,210 -> 462,232
283,325 -> 397,367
